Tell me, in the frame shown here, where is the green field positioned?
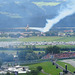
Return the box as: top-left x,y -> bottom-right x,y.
0,36 -> 75,49
7,61 -> 62,75
18,36 -> 61,42
18,36 -> 75,48
0,36 -> 75,42
25,61 -> 62,75
36,45 -> 75,49
28,61 -> 75,75
0,50 -> 17,55
0,37 -> 17,41
18,36 -> 75,42
34,51 -> 45,53
57,45 -> 75,48
17,60 -> 75,75
5,60 -> 75,75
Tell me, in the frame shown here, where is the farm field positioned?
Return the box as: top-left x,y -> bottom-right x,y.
36,45 -> 75,48
0,36 -> 75,49
18,36 -> 75,42
34,51 -> 45,53
0,36 -> 75,42
57,45 -> 75,48
18,36 -> 62,42
0,50 -> 17,55
17,44 -> 75,49
0,37 -> 17,41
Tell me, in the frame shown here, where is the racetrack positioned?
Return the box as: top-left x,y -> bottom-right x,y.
61,59 -> 75,67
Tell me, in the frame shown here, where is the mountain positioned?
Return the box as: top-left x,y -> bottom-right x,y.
0,0 -> 75,31
54,13 -> 75,28
0,0 -> 46,28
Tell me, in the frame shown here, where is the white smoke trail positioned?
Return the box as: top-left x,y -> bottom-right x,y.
43,0 -> 75,32
30,0 -> 75,32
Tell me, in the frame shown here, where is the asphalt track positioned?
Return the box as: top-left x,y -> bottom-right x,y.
61,59 -> 75,67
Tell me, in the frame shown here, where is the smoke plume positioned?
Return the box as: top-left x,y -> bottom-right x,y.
30,0 -> 75,32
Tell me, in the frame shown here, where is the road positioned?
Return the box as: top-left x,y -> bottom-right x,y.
61,59 -> 75,67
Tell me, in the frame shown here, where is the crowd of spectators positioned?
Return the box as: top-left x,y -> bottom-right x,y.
42,52 -> 75,59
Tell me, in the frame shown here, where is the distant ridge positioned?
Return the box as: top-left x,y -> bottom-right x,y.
0,0 -> 75,32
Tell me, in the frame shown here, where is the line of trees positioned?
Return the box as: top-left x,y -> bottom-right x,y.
0,52 -> 14,62
45,46 -> 60,54
18,50 -> 45,61
0,45 -> 44,51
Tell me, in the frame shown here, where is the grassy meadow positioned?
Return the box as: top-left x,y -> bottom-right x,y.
36,45 -> 75,49
18,36 -> 61,42
10,60 -> 75,75
0,36 -> 75,42
0,50 -> 17,55
0,37 -> 17,41
18,36 -> 75,42
23,61 -> 62,75
18,36 -> 75,49
0,36 -> 75,49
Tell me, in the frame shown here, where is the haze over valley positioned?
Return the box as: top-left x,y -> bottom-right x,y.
0,0 -> 75,32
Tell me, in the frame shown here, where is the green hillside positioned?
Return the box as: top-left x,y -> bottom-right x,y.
25,62 -> 62,75
32,2 -> 61,7
10,61 -> 62,75
15,60 -> 75,75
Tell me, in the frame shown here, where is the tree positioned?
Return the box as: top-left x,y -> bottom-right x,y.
18,50 -> 27,61
32,45 -> 36,49
31,70 -> 39,75
37,66 -> 42,71
26,45 -> 28,49
6,72 -> 10,75
18,50 -> 38,61
38,52 -> 45,59
45,46 -> 60,54
45,31 -> 58,36
0,60 -> 2,68
0,52 -> 14,62
25,53 -> 38,60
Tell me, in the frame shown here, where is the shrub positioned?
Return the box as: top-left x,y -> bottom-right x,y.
37,66 -> 42,71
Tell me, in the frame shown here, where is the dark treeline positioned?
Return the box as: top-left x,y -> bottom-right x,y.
0,52 -> 14,62
45,45 -> 75,54
61,48 -> 75,51
18,50 -> 45,61
1,47 -> 75,51
45,46 -> 60,54
0,47 -> 45,51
